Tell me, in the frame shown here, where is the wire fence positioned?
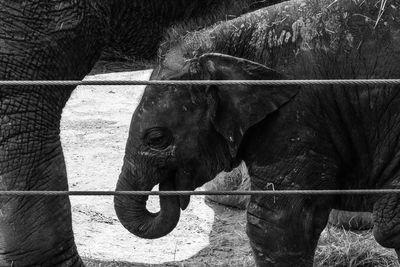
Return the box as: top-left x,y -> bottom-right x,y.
0,189 -> 399,196
1,78 -> 399,196
1,79 -> 400,86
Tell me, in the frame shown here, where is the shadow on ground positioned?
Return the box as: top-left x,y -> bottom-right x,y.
84,201 -> 254,267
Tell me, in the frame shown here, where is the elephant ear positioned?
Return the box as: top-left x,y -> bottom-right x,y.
197,53 -> 299,157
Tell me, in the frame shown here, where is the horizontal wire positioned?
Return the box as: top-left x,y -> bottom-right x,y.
0,79 -> 400,86
0,189 -> 398,196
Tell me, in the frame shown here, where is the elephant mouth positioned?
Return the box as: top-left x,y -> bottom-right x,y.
179,194 -> 190,210
163,171 -> 190,211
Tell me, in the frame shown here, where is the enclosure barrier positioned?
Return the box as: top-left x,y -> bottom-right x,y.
2,78 -> 400,197
0,189 -> 399,196
1,79 -> 400,86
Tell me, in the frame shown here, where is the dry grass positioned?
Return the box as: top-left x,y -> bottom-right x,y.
315,226 -> 399,267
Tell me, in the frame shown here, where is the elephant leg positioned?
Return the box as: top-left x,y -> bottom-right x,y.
246,196 -> 331,267
0,1 -> 105,264
372,194 -> 400,262
0,89 -> 83,266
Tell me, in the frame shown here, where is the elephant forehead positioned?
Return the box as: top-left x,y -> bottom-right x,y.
136,88 -> 208,129
143,85 -> 206,105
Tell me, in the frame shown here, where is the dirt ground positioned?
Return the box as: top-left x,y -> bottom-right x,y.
60,70 -> 253,266
60,69 -> 398,267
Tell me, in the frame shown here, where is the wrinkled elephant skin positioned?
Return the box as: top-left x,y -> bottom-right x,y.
116,0 -> 400,266
0,0 -> 283,265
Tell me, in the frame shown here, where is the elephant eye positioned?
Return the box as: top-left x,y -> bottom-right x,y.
144,127 -> 173,149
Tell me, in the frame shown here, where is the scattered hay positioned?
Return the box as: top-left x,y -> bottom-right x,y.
315,226 -> 399,267
375,0 -> 388,28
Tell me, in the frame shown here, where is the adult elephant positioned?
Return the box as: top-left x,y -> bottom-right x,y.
114,0 -> 400,266
0,0 -> 283,266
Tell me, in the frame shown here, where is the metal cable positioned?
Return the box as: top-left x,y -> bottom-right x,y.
1,79 -> 400,86
0,189 -> 399,196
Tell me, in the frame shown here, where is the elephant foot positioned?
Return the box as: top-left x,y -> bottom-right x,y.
47,255 -> 84,267
0,255 -> 84,267
41,242 -> 85,267
59,255 -> 85,267
0,240 -> 84,267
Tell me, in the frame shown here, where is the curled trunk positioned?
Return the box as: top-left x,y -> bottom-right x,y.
114,161 -> 181,239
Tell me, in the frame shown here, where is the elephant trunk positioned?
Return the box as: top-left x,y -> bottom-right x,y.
114,161 -> 181,239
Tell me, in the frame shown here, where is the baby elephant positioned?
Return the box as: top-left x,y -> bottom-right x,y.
114,0 -> 400,266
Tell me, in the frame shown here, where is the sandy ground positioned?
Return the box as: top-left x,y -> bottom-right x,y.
60,70 -> 252,266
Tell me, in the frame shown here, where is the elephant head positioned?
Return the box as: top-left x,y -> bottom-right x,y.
114,53 -> 298,238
